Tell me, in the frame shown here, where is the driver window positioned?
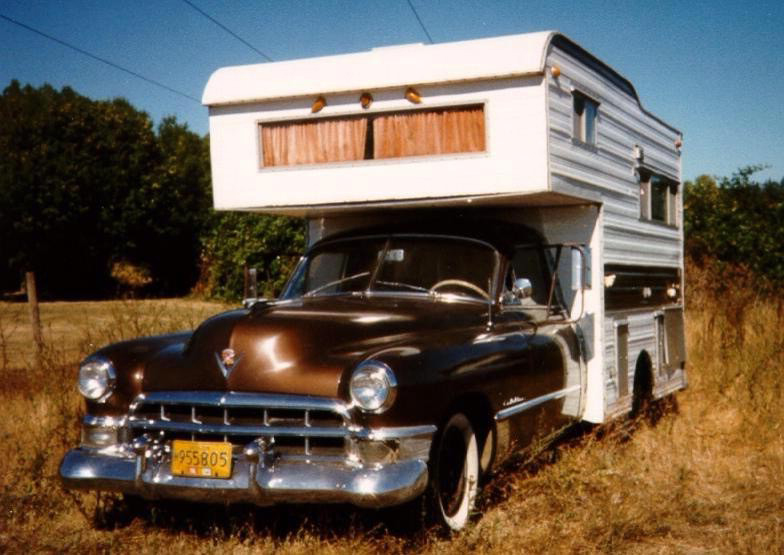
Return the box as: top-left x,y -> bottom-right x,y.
509,247 -> 549,305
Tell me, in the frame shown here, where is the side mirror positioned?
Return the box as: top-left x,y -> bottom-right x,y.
512,278 -> 533,300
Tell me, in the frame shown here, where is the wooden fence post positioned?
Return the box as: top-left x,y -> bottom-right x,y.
26,271 -> 43,368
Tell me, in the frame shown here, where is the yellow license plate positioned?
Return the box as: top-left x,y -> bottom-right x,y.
171,440 -> 232,479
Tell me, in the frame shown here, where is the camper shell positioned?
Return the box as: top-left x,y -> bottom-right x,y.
203,30 -> 686,421
60,31 -> 686,531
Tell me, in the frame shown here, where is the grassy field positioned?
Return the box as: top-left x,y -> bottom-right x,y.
1,287 -> 782,553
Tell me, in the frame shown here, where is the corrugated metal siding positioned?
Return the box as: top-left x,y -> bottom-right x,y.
546,44 -> 683,269
546,42 -> 684,415
604,309 -> 687,415
605,312 -> 658,410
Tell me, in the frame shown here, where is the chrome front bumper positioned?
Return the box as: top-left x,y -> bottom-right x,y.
60,425 -> 435,508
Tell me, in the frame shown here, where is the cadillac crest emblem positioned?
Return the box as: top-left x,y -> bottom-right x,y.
215,348 -> 241,379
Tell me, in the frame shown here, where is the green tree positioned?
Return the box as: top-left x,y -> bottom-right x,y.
0,81 -> 159,297
684,166 -> 784,288
0,81 -> 212,297
199,212 -> 305,301
123,117 -> 213,295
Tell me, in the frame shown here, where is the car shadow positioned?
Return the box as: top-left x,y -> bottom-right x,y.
94,494 -> 430,544
478,394 -> 679,510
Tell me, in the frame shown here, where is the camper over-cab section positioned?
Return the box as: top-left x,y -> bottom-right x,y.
203,30 -> 682,227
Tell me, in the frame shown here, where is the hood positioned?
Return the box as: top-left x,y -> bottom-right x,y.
142,296 -> 488,398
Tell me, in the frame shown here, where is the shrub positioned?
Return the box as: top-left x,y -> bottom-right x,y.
197,212 -> 305,301
684,166 -> 784,292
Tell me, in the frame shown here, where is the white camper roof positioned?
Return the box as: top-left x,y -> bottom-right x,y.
202,31 -> 557,106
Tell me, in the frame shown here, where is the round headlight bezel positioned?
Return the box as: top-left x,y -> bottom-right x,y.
77,356 -> 117,402
349,360 -> 397,413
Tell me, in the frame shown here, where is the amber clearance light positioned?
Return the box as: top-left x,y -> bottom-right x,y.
359,92 -> 373,109
404,87 -> 422,104
311,95 -> 327,113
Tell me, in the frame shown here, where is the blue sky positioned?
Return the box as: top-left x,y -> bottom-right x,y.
1,0 -> 782,182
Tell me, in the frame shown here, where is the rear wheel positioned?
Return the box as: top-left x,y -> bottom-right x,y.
631,353 -> 653,418
430,412 -> 479,531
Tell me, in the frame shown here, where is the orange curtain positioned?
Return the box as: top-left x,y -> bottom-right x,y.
261,117 -> 367,167
373,106 -> 485,159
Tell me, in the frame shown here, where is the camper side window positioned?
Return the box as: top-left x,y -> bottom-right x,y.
259,105 -> 486,168
572,92 -> 598,145
640,172 -> 678,226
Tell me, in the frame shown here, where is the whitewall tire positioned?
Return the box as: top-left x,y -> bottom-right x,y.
431,412 -> 479,531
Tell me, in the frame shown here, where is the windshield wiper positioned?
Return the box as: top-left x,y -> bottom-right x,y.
372,280 -> 430,293
304,271 -> 371,297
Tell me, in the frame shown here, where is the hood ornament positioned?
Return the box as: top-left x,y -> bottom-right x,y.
215,348 -> 242,379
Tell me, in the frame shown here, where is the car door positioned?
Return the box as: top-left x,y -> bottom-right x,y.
494,245 -> 583,447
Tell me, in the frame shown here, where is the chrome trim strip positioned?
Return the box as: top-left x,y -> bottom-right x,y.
59,448 -> 429,509
83,415 -> 127,428
129,419 -> 349,438
129,392 -> 435,442
362,425 -> 437,440
495,385 -> 581,421
128,418 -> 435,442
131,391 -> 352,421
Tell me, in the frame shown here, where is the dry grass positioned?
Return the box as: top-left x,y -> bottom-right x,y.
1,286 -> 782,554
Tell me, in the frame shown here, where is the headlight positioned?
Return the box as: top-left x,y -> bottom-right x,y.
77,356 -> 116,402
349,361 -> 397,413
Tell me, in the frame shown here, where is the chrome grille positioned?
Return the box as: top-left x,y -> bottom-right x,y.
128,391 -> 351,459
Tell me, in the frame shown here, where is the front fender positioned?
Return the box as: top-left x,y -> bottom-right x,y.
83,331 -> 192,416
346,328 -> 535,429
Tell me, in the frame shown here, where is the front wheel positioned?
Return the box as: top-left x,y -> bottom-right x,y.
430,412 -> 479,531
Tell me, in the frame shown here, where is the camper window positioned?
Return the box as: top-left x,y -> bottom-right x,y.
640,172 -> 678,226
259,105 -> 485,167
572,92 -> 598,145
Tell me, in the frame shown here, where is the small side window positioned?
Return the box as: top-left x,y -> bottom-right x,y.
640,170 -> 679,226
615,321 -> 630,397
573,92 -> 598,145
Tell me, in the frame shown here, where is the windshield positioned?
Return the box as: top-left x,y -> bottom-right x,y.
282,235 -> 498,301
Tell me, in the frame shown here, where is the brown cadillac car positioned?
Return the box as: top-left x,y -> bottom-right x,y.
60,220 -> 585,530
